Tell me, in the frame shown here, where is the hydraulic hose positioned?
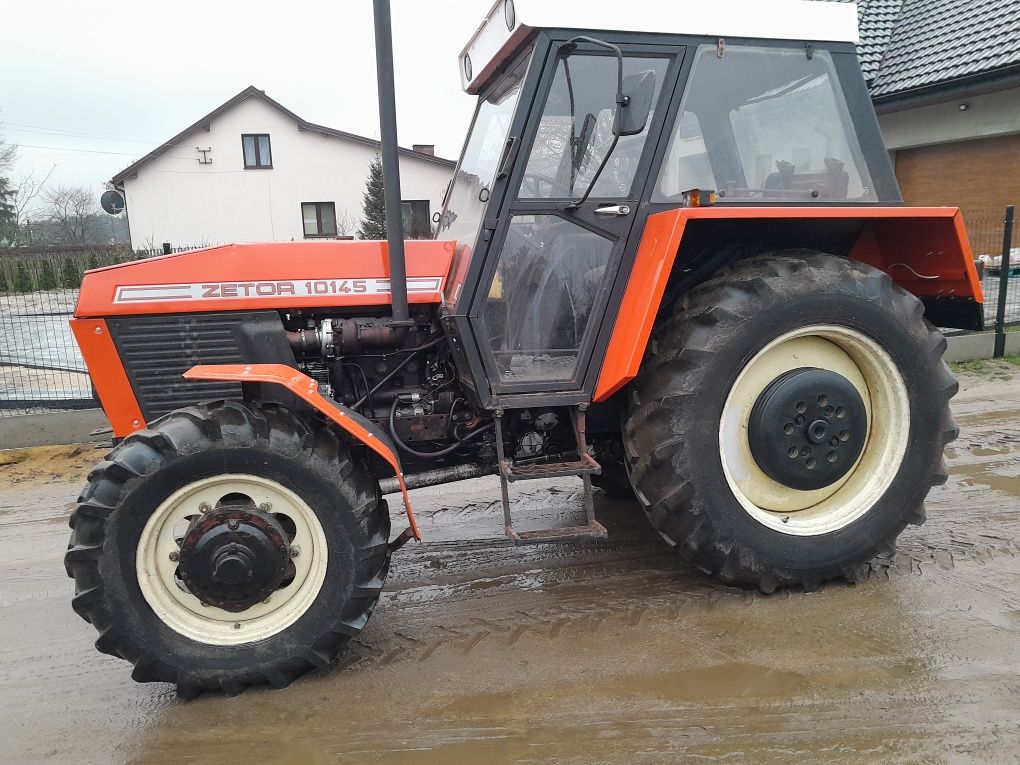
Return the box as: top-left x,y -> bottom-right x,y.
388,397 -> 494,458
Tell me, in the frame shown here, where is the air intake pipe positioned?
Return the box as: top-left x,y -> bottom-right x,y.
373,0 -> 412,339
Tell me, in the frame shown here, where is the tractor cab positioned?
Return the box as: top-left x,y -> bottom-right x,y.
436,0 -> 895,408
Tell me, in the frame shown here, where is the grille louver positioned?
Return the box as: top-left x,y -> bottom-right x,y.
108,313 -> 261,421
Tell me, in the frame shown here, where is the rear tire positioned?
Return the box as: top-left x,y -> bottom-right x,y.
624,252 -> 958,592
65,400 -> 390,697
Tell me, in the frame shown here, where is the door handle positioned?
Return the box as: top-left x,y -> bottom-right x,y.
594,204 -> 631,218
496,136 -> 518,180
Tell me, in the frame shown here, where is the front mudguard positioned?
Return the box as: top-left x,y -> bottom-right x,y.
184,363 -> 419,541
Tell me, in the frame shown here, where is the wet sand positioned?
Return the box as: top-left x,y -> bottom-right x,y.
1,367 -> 1018,764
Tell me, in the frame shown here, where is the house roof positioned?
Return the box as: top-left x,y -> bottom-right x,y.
111,86 -> 455,185
828,0 -> 1020,101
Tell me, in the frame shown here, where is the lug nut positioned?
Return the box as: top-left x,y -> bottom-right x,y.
259,502 -> 273,513
168,551 -> 180,562
199,502 -> 212,513
290,545 -> 301,558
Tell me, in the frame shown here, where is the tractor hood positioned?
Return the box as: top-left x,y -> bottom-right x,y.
74,240 -> 457,318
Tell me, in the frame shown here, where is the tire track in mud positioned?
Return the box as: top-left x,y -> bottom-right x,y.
349,397 -> 1020,675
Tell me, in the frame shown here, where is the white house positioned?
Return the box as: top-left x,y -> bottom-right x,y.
111,86 -> 455,249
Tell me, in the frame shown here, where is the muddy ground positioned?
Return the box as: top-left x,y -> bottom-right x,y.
1,365 -> 1018,764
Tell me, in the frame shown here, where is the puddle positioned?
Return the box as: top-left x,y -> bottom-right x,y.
601,661 -> 806,700
954,407 -> 1020,427
949,461 -> 1020,496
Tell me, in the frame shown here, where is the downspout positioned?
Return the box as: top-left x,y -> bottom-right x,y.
373,0 -> 412,335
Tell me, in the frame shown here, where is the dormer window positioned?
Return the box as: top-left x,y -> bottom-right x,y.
242,134 -> 272,168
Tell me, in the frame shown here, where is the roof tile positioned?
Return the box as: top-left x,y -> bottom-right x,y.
821,0 -> 1020,98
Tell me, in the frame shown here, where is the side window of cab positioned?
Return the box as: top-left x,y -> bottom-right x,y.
655,46 -> 876,203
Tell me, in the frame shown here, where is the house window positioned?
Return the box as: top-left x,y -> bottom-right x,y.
302,202 -> 337,238
401,199 -> 431,238
242,134 -> 272,168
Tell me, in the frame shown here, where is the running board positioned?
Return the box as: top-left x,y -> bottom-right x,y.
494,406 -> 606,546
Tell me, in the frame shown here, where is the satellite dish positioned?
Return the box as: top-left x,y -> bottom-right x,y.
101,189 -> 125,215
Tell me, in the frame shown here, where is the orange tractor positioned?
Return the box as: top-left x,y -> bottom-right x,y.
66,0 -> 982,695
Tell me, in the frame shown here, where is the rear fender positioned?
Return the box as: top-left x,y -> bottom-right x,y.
184,363 -> 419,541
594,206 -> 982,402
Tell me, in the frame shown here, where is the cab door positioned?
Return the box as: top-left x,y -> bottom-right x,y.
467,39 -> 683,400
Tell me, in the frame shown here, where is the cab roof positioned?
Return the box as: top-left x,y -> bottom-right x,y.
460,0 -> 860,94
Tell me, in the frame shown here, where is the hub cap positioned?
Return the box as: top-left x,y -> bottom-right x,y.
748,368 -> 867,490
178,505 -> 290,612
719,326 -> 910,536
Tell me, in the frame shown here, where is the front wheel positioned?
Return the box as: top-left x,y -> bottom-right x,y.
65,400 -> 390,696
625,252 -> 958,592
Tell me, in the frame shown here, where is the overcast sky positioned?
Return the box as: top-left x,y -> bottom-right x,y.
0,0 -> 487,210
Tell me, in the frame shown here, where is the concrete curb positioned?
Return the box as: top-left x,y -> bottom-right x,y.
945,331 -> 1020,363
0,409 -> 110,450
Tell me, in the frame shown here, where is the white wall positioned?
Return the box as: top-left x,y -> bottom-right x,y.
879,86 -> 1020,152
121,97 -> 453,249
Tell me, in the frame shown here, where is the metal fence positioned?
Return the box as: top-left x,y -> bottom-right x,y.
967,207 -> 1020,333
0,247 -> 146,416
1,214 -> 1018,418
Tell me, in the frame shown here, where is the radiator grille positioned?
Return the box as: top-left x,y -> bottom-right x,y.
108,313 -> 260,421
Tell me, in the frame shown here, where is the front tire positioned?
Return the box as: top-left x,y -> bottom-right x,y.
625,252 -> 958,592
65,400 -> 390,696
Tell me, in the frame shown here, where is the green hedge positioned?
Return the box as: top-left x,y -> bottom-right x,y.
0,247 -> 133,293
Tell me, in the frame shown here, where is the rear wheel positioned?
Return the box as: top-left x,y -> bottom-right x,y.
625,252 -> 958,592
65,400 -> 390,696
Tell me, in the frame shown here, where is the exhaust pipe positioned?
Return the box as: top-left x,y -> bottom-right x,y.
373,0 -> 411,331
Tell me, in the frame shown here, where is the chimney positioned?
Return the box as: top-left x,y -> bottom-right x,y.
412,144 -> 435,156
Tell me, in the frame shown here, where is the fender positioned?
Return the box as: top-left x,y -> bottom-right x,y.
594,206 -> 982,402
184,363 -> 420,542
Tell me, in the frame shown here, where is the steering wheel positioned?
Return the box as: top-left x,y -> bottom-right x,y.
522,171 -> 574,199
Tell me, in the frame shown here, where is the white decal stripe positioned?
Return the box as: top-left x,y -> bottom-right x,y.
113,277 -> 445,304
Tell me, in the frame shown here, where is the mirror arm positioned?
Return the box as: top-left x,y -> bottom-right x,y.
565,133 -> 620,210
563,35 -> 625,106
561,35 -> 626,210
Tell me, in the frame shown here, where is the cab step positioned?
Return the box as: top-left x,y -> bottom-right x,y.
505,521 -> 608,545
494,406 -> 606,546
499,454 -> 600,482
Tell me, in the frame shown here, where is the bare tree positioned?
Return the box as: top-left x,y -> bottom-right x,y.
335,207 -> 357,238
9,165 -> 55,244
43,184 -> 99,244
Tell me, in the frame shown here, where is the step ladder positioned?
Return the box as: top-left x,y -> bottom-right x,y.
494,405 -> 608,545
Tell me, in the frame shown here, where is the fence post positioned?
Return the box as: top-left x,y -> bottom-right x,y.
993,205 -> 1015,358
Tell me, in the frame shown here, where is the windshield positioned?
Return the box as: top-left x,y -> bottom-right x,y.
437,54 -> 529,311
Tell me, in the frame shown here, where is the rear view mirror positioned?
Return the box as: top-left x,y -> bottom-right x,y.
615,70 -> 656,136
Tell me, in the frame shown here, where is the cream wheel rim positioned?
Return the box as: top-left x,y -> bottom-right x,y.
719,325 -> 910,536
136,474 -> 328,645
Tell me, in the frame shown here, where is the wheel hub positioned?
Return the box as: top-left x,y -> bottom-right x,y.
178,504 -> 290,612
748,367 -> 867,491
